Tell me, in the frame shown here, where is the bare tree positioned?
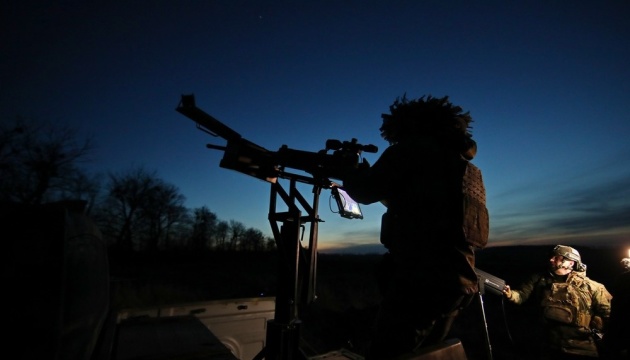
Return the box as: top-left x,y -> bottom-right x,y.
265,236 -> 277,251
97,166 -> 186,252
0,117 -> 96,205
57,171 -> 103,214
228,220 -> 246,251
191,206 -> 218,250
98,167 -> 153,251
215,220 -> 229,250
163,208 -> 193,250
241,227 -> 265,251
141,182 -> 187,252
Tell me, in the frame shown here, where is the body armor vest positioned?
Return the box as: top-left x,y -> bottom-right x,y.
540,273 -> 592,328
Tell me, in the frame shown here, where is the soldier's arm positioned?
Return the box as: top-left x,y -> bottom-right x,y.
591,282 -> 613,325
343,145 -> 400,205
505,273 -> 541,304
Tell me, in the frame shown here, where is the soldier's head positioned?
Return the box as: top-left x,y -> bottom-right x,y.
549,245 -> 584,275
379,95 -> 477,159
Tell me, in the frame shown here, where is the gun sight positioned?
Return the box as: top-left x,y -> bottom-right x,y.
326,139 -> 378,154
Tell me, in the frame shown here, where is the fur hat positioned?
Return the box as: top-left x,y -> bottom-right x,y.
379,95 -> 476,158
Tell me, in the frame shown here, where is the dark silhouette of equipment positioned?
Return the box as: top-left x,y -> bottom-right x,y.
475,268 -> 506,360
176,94 -> 375,185
176,94 -> 377,360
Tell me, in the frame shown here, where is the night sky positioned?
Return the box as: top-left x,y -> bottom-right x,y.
3,1 -> 629,253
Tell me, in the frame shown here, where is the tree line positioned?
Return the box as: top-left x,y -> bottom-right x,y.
0,117 -> 276,253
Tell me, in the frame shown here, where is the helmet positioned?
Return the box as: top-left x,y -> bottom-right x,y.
621,258 -> 630,271
552,245 -> 581,262
552,245 -> 586,271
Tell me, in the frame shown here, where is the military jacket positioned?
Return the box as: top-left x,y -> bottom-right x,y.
508,270 -> 612,357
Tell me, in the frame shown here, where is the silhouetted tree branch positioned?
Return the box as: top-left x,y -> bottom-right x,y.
0,116 -> 95,205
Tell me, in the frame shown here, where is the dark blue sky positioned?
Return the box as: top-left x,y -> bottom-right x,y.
2,1 -> 629,253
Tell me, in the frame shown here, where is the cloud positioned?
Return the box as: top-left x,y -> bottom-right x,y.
490,150 -> 630,247
318,226 -> 381,253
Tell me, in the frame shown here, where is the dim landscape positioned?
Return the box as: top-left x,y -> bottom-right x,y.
109,244 -> 628,360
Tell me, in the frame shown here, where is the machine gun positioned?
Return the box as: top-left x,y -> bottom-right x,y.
176,94 -> 377,360
176,94 -> 376,185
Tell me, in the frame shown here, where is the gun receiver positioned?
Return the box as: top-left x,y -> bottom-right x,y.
176,94 -> 377,184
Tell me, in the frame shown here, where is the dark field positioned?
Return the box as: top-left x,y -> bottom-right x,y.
110,245 -> 628,360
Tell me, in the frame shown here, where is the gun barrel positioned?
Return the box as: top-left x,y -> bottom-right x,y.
176,94 -> 241,142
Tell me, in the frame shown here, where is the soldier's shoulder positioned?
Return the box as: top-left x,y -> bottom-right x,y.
583,276 -> 611,295
583,276 -> 605,287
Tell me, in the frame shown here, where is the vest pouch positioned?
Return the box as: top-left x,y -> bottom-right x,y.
461,162 -> 489,248
564,335 -> 599,357
543,304 -> 575,324
541,282 -> 585,326
462,193 -> 489,248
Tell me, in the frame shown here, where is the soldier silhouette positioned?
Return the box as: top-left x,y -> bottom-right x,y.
342,95 -> 488,359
